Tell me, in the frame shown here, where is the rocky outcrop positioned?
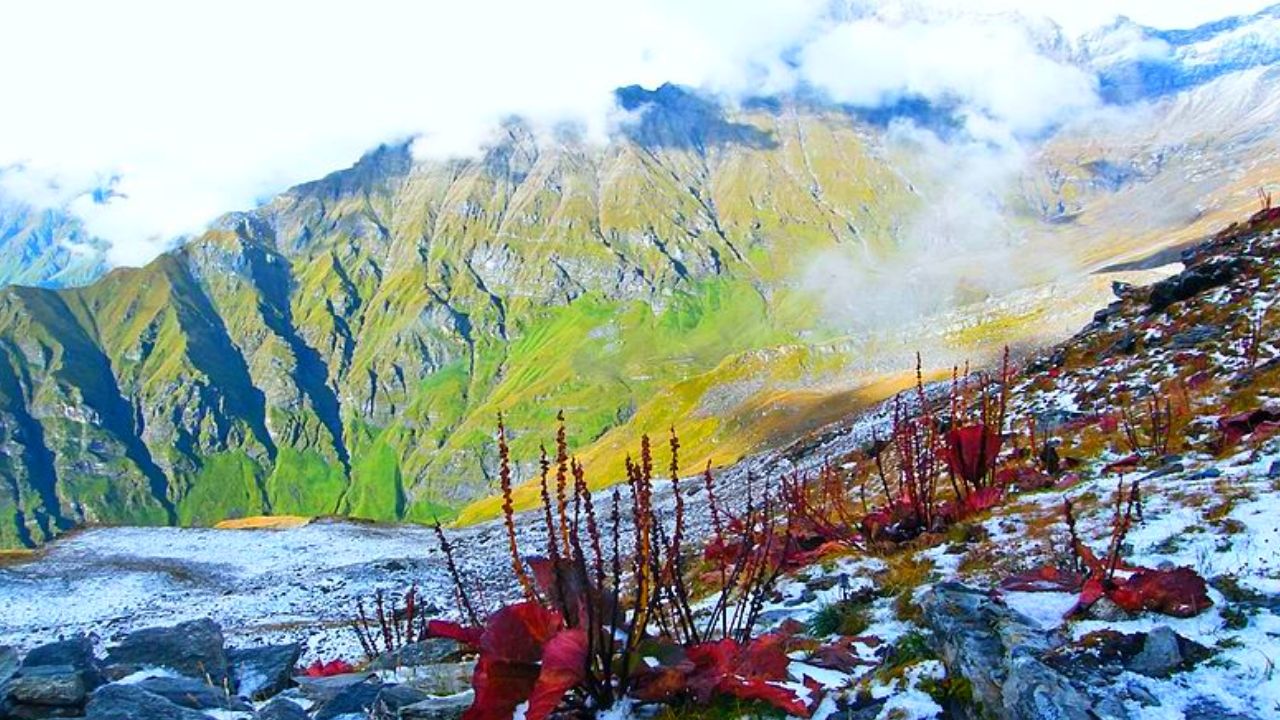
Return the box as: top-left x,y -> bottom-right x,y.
4,618 -> 475,720
919,583 -> 1227,720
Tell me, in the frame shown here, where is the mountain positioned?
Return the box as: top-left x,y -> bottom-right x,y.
3,4 -> 1280,547
0,97 -> 937,548
0,196 -> 108,289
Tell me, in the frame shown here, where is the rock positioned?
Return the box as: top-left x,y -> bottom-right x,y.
85,684 -> 216,720
105,619 -> 228,685
1269,460 -> 1280,479
396,661 -> 476,696
255,697 -> 310,720
399,691 -> 473,720
294,671 -> 378,703
1148,259 -> 1242,312
312,679 -> 383,720
228,643 -> 301,700
369,639 -> 462,670
1183,700 -> 1260,720
1105,331 -> 1138,357
1168,326 -> 1217,350
920,583 -> 1140,720
133,675 -> 253,711
0,646 -> 18,686
1128,626 -> 1182,678
1111,281 -> 1134,299
1085,596 -> 1133,622
1001,650 -> 1094,720
373,683 -> 429,716
4,665 -> 87,707
21,637 -> 96,672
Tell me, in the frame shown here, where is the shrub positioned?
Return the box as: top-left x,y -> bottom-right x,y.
427,417 -> 820,720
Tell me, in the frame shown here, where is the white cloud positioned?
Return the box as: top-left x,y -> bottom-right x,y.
0,0 -> 1273,267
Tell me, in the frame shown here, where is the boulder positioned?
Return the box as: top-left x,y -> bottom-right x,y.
228,643 -> 301,700
399,691 -> 473,720
105,619 -> 228,685
294,671 -> 378,703
21,636 -> 98,673
0,645 -> 19,686
369,639 -> 463,670
85,684 -> 216,720
4,665 -> 87,707
255,697 -> 310,720
920,583 -> 1141,720
133,675 -> 253,711
312,679 -> 383,720
396,661 -> 476,696
19,635 -> 103,690
1148,259 -> 1242,312
373,683 -> 430,716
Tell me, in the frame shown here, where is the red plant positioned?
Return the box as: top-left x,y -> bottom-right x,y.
1217,407 -> 1280,451
862,352 -> 1012,542
427,416 -> 815,719
1117,393 -> 1174,459
631,632 -> 823,716
301,659 -> 356,677
350,585 -> 428,659
1001,486 -> 1211,619
777,464 -> 864,553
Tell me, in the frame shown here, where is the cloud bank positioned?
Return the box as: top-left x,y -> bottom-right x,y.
0,0 -> 1272,266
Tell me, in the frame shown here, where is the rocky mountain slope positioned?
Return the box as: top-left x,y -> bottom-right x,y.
3,66 -> 1280,547
2,206 -> 1279,720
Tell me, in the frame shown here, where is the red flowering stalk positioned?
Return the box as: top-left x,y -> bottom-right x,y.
497,415 -> 537,601
554,411 -> 572,552
433,520 -> 481,626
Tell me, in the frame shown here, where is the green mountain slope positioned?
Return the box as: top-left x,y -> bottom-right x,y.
0,95 -> 937,547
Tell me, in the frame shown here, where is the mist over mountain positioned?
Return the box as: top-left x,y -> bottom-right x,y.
1,4 -> 1279,548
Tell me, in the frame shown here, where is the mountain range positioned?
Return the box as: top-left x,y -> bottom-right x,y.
2,7 -> 1279,548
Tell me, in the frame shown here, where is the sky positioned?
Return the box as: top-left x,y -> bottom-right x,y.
0,0 -> 1275,266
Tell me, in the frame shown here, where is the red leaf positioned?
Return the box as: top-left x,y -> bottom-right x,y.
480,602 -> 562,664
945,424 -> 1002,486
462,601 -> 569,720
1110,567 -> 1213,618
524,630 -> 588,720
808,638 -> 876,672
302,659 -> 355,677
427,619 -> 483,648
1218,408 -> 1280,449
465,655 -> 541,720
721,678 -> 813,718
1102,454 -> 1141,474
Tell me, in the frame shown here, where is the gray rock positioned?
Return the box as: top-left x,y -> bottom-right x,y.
1001,651 -> 1095,720
228,643 -> 301,700
133,675 -> 253,711
1085,596 -> 1133,622
105,619 -> 228,685
369,639 -> 462,670
399,691 -> 473,720
294,671 -> 378,703
0,645 -> 18,686
1184,700 -> 1260,720
920,583 -> 1141,720
4,665 -> 86,707
397,662 -> 476,697
373,683 -> 429,716
255,697 -> 309,720
313,679 -> 383,720
21,636 -> 97,672
1128,626 -> 1183,678
85,684 -> 216,720
1168,326 -> 1217,349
